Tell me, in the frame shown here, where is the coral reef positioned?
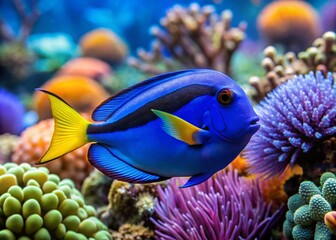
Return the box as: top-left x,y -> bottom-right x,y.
283,172 -> 336,239
81,169 -> 113,209
111,224 -> 154,240
128,3 -> 246,76
249,31 -> 336,102
99,180 -> 165,232
79,28 -> 128,64
57,57 -> 113,83
152,169 -> 283,239
0,42 -> 35,82
0,89 -> 25,135
257,0 -> 320,53
12,118 -> 92,187
0,0 -> 39,82
33,75 -> 109,120
0,134 -> 18,164
245,72 -> 336,181
0,162 -> 111,239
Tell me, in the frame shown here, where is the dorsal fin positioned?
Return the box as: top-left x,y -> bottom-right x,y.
92,69 -> 200,121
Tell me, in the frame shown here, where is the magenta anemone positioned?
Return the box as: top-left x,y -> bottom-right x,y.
152,169 -> 282,239
245,71 -> 336,177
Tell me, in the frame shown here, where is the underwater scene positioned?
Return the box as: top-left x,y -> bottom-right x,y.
0,0 -> 336,239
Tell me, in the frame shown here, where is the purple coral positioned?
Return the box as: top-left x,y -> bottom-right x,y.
0,88 -> 24,135
245,71 -> 336,177
152,170 -> 282,240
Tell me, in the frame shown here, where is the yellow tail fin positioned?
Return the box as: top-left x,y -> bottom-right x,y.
37,89 -> 91,164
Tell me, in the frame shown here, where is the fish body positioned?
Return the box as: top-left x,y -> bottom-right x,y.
38,69 -> 259,187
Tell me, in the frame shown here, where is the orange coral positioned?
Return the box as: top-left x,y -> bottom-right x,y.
57,57 -> 113,82
33,75 -> 109,120
12,118 -> 93,187
230,155 -> 303,209
257,0 -> 320,52
79,28 -> 128,63
258,165 -> 303,209
229,154 -> 250,176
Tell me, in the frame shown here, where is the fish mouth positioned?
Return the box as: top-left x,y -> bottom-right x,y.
247,117 -> 260,133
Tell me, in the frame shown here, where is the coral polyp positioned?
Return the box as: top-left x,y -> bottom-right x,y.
245,72 -> 336,177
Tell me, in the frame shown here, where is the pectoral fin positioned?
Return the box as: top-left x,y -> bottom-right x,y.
179,172 -> 214,188
152,109 -> 210,145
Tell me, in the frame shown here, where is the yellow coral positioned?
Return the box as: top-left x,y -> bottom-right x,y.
79,28 -> 128,63
12,118 -> 92,187
33,75 -> 109,120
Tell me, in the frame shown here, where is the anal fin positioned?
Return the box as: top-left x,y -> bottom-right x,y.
88,144 -> 166,183
180,172 -> 213,188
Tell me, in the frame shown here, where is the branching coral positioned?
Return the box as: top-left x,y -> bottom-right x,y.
245,72 -> 336,179
152,169 -> 283,240
0,162 -> 110,239
128,3 -> 246,76
0,0 -> 39,43
12,118 -> 92,187
249,31 -> 336,102
283,172 -> 336,240
257,0 -> 320,53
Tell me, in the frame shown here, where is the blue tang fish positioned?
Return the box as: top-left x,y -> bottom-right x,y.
37,69 -> 260,188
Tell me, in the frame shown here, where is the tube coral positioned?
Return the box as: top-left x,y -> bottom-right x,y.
152,169 -> 283,239
245,72 -> 336,178
128,3 -> 245,76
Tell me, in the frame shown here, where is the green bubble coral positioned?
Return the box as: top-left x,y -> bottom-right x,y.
284,172 -> 336,239
0,162 -> 111,239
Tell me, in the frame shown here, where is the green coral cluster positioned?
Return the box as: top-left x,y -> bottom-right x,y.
0,162 -> 111,240
284,172 -> 336,240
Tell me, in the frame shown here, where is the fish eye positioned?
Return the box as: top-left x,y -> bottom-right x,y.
217,89 -> 234,106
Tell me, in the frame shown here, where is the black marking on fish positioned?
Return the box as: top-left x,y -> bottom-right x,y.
87,84 -> 216,134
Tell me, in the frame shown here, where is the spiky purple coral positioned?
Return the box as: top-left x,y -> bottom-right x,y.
245,71 -> 336,177
152,170 -> 282,240
0,88 -> 24,135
